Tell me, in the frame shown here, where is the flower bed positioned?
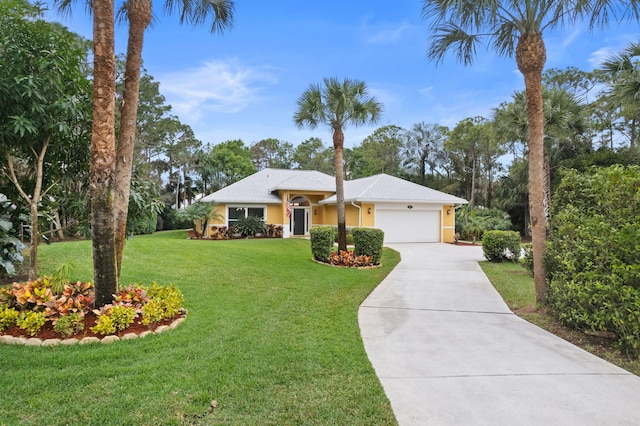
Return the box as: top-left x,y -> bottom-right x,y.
0,279 -> 186,345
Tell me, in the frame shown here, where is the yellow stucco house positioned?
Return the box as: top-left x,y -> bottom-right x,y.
199,168 -> 467,243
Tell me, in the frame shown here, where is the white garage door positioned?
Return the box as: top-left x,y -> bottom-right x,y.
376,208 -> 441,243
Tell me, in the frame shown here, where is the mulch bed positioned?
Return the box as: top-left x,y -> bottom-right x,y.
2,311 -> 183,341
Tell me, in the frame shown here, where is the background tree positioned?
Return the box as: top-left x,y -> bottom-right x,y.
250,138 -> 294,170
350,125 -> 405,178
0,0 -> 91,279
291,137 -> 334,174
423,0 -> 640,303
205,140 -> 256,191
402,122 -> 448,186
445,117 -> 496,209
600,41 -> 640,148
294,77 -> 382,252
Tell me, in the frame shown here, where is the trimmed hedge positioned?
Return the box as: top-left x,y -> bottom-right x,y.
352,227 -> 384,264
310,226 -> 334,262
482,230 -> 520,262
546,165 -> 640,356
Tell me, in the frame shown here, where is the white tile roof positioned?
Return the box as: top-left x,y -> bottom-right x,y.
200,169 -> 467,205
199,168 -> 335,204
321,173 -> 468,205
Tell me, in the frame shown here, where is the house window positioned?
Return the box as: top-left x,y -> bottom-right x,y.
228,206 -> 265,227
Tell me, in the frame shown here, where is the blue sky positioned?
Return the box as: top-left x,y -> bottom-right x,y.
43,1 -> 640,149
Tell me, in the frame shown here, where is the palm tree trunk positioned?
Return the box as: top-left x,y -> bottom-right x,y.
333,126 -> 347,252
91,0 -> 118,307
517,32 -> 547,304
469,155 -> 476,210
114,0 -> 152,282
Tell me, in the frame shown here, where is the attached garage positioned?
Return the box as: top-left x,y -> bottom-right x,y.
375,205 -> 441,243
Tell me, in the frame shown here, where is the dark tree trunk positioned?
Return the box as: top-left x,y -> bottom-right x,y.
91,0 -> 118,307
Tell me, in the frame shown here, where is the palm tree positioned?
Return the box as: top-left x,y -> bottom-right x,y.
294,77 -> 382,252
57,0 -> 234,306
601,41 -> 640,148
402,122 -> 447,186
177,202 -> 222,238
423,0 -> 640,304
89,0 -> 118,307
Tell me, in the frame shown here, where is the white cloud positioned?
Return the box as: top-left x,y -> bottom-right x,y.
368,85 -> 399,108
419,86 -> 434,97
157,58 -> 279,122
562,27 -> 583,48
588,47 -> 614,68
361,19 -> 414,45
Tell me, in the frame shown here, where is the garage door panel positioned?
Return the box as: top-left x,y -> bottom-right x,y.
376,209 -> 440,243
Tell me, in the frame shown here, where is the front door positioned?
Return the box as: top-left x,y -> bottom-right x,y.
293,208 -> 306,235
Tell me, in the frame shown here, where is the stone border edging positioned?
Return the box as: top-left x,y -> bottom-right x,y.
0,312 -> 187,347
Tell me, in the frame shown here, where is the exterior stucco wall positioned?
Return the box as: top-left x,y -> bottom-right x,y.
442,204 -> 456,243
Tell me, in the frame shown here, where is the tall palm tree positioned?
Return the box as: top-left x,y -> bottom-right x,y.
58,0 -> 234,305
423,0 -> 640,304
112,0 -> 234,282
601,41 -> 640,147
294,77 -> 382,252
89,0 -> 118,307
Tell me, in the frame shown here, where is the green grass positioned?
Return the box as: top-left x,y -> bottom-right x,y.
478,261 -> 535,311
480,260 -> 640,376
0,231 -> 400,425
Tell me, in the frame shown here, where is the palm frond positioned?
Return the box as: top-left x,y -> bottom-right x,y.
164,0 -> 234,33
428,23 -> 481,65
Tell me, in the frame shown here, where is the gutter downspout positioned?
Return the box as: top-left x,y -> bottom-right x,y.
351,202 -> 362,227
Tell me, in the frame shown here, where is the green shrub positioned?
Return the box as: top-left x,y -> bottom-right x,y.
91,312 -> 116,336
546,165 -> 640,356
310,226 -> 334,262
482,230 -> 521,262
141,298 -> 165,325
160,208 -> 192,230
0,193 -> 26,277
53,312 -> 84,337
235,216 -> 266,237
110,305 -> 137,331
146,283 -> 184,319
16,311 -> 47,336
127,213 -> 157,236
352,228 -> 384,264
0,306 -> 19,331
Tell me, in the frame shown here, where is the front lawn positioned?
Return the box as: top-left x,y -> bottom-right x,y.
0,231 -> 400,425
480,261 -> 640,376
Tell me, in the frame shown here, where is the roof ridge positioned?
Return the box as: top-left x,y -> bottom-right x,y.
362,174 -> 384,196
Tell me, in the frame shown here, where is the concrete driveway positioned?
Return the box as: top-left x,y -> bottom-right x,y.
359,243 -> 640,425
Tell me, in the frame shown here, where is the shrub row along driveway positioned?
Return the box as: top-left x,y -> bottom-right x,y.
359,243 -> 640,425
